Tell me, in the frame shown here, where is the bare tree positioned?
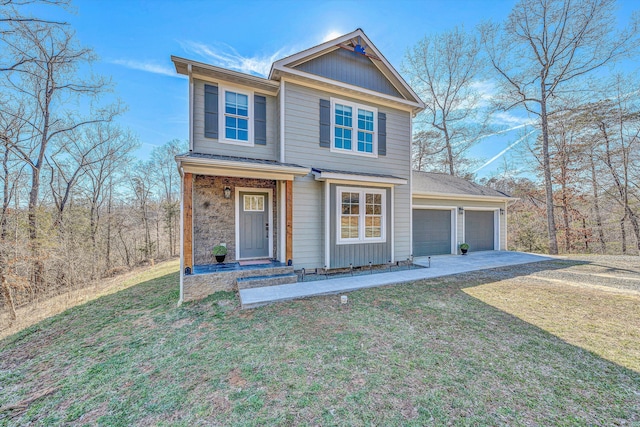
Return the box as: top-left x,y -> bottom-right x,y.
1,20 -> 118,285
150,139 -> 186,257
481,0 -> 639,254
0,0 -> 70,72
405,26 -> 487,176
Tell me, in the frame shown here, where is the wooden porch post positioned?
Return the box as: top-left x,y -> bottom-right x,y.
285,180 -> 293,264
183,172 -> 193,273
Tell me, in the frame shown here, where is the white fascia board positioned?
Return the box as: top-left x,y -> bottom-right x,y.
281,76 -> 417,113
176,156 -> 310,180
269,31 -> 363,78
412,191 -> 517,203
172,56 -> 279,95
269,29 -> 425,110
276,68 -> 422,110
313,170 -> 407,186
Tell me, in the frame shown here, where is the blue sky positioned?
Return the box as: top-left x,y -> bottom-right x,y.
30,0 -> 639,178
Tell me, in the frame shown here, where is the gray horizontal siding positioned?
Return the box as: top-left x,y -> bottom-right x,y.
283,83 -> 411,178
192,79 -> 278,160
284,82 -> 413,265
330,184 -> 391,268
394,183 -> 411,260
295,48 -> 403,98
292,174 -> 324,270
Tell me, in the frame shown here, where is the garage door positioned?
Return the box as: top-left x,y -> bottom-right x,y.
465,211 -> 495,251
413,209 -> 452,256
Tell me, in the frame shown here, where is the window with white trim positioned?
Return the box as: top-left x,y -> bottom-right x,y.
331,98 -> 377,156
337,187 -> 386,243
220,86 -> 253,145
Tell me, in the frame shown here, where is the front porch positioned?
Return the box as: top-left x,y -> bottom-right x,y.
177,153 -> 309,303
183,260 -> 296,301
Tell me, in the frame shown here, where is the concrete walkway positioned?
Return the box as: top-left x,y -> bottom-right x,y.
239,251 -> 553,309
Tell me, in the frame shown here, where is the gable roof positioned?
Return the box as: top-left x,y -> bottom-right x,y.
412,171 -> 514,200
269,29 -> 425,112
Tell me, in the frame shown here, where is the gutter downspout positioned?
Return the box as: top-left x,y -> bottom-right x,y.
178,164 -> 185,305
188,64 -> 194,152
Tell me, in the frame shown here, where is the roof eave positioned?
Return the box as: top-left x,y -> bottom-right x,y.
412,191 -> 517,202
171,56 -> 280,94
175,155 -> 310,176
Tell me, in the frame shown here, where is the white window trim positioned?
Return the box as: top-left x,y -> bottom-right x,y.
330,97 -> 378,158
336,186 -> 386,245
219,84 -> 254,146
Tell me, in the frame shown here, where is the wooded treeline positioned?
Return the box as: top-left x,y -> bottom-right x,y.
405,0 -> 640,255
0,1 -> 186,321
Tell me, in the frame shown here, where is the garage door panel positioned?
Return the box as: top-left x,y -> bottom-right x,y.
465,211 -> 494,251
413,209 -> 452,256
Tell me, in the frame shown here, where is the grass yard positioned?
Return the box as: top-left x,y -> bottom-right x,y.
1,257 -> 639,426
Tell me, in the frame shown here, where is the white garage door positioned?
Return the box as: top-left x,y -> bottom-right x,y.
465,211 -> 495,251
413,209 -> 452,256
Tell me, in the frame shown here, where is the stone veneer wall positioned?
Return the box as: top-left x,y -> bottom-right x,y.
193,175 -> 277,265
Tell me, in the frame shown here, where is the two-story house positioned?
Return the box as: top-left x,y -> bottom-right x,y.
173,29 -> 512,303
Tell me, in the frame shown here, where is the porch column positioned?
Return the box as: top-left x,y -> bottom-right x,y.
183,172 -> 193,273
285,179 -> 293,264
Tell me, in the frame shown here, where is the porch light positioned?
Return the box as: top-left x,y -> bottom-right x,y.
500,208 -> 505,215
458,207 -> 464,215
223,186 -> 231,199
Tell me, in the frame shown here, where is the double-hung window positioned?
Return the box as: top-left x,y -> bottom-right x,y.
331,98 -> 377,156
337,187 -> 386,244
220,86 -> 253,145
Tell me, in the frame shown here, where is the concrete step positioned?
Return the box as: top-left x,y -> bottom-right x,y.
236,272 -> 298,291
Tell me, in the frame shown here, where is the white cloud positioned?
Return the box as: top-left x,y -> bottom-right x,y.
469,80 -> 497,106
492,111 -> 534,127
178,40 -> 296,77
110,59 -> 182,78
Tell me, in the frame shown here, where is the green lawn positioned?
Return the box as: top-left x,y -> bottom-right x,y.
1,262 -> 639,426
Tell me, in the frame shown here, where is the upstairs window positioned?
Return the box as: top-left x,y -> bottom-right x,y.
224,91 -> 249,141
331,98 -> 377,157
219,86 -> 253,145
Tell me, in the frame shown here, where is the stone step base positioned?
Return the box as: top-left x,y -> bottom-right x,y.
237,272 -> 298,290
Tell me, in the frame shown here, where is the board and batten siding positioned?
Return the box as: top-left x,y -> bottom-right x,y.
294,48 -> 403,98
284,82 -> 412,265
412,197 -> 507,250
192,79 -> 278,160
292,174 -> 325,270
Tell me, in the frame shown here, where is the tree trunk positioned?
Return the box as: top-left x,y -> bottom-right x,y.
443,124 -> 454,176
621,216 -> 627,254
106,185 -> 112,270
589,150 -> 606,254
540,82 -> 559,254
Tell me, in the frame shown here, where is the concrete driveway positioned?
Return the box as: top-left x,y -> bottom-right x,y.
240,251 -> 552,308
412,251 -> 552,271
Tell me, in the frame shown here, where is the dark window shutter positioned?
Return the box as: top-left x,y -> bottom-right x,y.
254,95 -> 267,145
319,99 -> 331,148
204,84 -> 218,139
378,112 -> 386,156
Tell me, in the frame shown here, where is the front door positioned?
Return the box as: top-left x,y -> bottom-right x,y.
239,191 -> 269,258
